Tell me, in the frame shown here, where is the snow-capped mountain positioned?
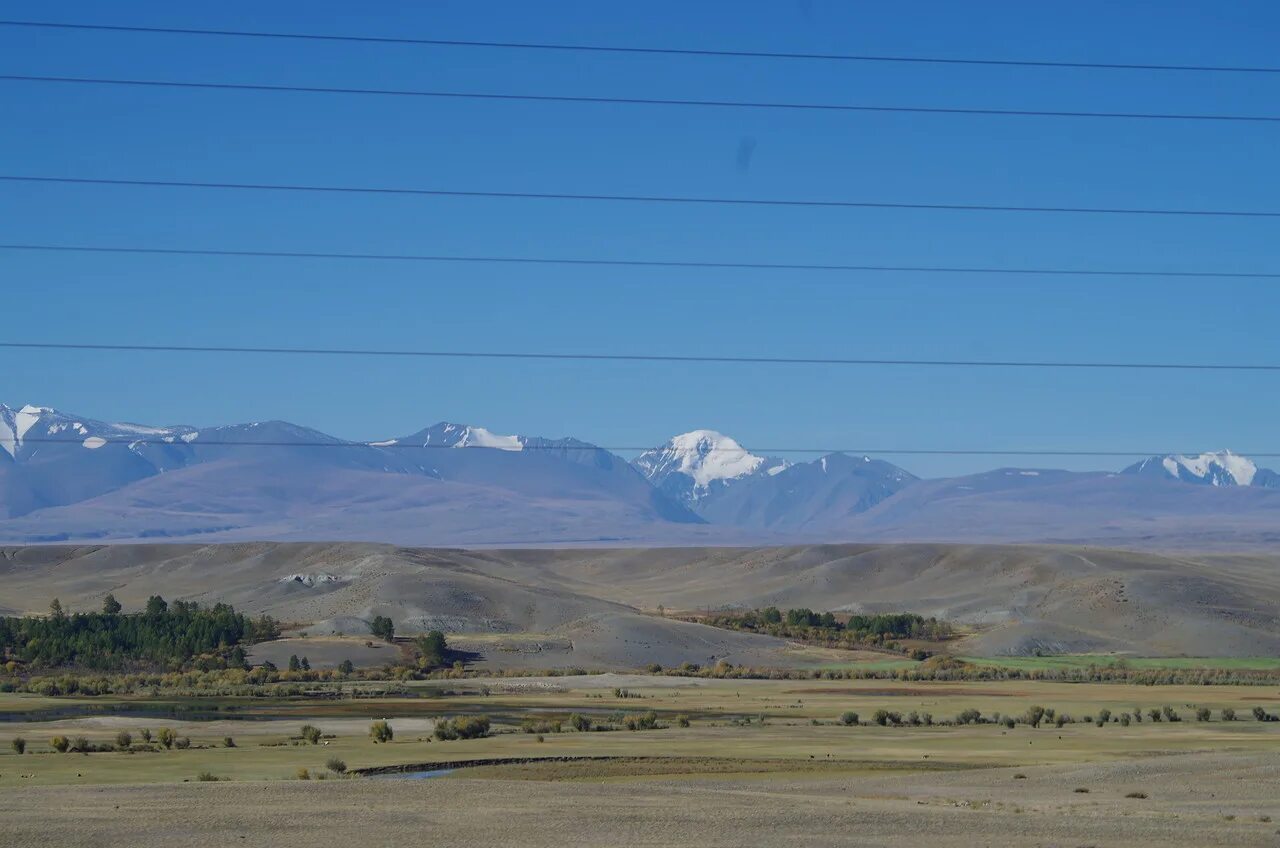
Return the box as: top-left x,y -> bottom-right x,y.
632,430 -> 788,507
1123,451 -> 1280,488
0,403 -> 196,459
386,422 -> 525,452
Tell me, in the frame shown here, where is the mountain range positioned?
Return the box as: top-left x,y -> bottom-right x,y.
3,403 -> 1279,549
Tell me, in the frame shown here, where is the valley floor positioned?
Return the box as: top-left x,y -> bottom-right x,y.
4,752 -> 1280,847
4,675 -> 1280,846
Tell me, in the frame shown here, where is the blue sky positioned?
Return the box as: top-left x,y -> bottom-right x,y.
3,1 -> 1279,477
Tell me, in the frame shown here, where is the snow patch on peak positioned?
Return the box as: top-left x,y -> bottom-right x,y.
14,406 -> 45,441
455,426 -> 523,451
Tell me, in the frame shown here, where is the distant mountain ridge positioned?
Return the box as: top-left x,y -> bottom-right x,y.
2,402 -> 1279,548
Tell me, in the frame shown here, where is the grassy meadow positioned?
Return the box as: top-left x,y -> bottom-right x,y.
4,673 -> 1280,787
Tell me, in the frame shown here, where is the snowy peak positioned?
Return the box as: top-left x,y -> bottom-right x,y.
632,430 -> 786,505
1124,450 -> 1275,488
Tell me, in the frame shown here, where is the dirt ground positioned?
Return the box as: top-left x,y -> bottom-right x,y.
3,751 -> 1279,847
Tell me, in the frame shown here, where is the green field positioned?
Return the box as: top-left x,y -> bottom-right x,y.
963,655 -> 1280,671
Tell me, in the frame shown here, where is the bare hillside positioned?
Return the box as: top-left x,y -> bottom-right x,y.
3,542 -> 1279,660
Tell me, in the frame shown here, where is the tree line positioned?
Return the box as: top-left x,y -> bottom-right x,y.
0,595 -> 280,671
700,606 -> 951,649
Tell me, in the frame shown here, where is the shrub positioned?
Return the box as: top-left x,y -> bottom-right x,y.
196,771 -> 220,782
1074,787 -> 1090,793
175,736 -> 191,750
1221,708 -> 1236,721
139,728 -> 152,743
569,713 -> 592,732
115,730 -> 133,750
676,714 -> 691,728
840,711 -> 859,726
1125,791 -> 1148,799
223,736 -> 236,748
624,711 -> 660,731
338,659 -> 355,675
434,715 -> 490,741
296,767 -> 311,780
1161,706 -> 1181,723
521,719 -> 562,734
1003,717 -> 1016,729
1013,773 -> 1027,780
51,735 -> 70,753
158,728 -> 176,749
369,720 -> 394,743
300,725 -> 323,745
1147,709 -> 1162,723
1195,707 -> 1211,722
325,757 -> 347,774
955,709 -> 982,725
72,736 -> 90,753
370,616 -> 395,642
1120,714 -> 1131,726
11,737 -> 26,755
1097,709 -> 1111,725
414,630 -> 448,668
1023,706 -> 1046,728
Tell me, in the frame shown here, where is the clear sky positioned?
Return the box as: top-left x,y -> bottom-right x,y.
3,1 -> 1279,477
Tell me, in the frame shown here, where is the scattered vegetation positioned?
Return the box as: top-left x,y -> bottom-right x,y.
11,736 -> 26,754
369,720 -> 394,743
325,756 -> 347,774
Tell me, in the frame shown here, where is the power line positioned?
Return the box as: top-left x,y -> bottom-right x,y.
2,341 -> 1276,373
5,242 -> 1279,280
6,175 -> 1279,219
4,19 -> 1279,75
17,436 -> 1274,458
4,73 -> 1279,124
